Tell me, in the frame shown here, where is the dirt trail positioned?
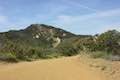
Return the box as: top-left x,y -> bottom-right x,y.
0,56 -> 107,80
111,61 -> 120,80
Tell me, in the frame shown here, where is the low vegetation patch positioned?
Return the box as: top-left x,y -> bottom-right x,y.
0,53 -> 18,62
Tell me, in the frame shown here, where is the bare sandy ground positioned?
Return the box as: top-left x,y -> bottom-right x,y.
0,56 -> 110,80
111,61 -> 120,80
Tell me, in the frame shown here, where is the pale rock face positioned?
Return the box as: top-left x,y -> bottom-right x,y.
50,29 -> 54,37
33,34 -> 40,39
118,42 -> 120,45
38,33 -> 41,36
52,37 -> 61,48
93,36 -> 98,42
35,35 -> 39,39
95,36 -> 98,39
63,33 -> 66,36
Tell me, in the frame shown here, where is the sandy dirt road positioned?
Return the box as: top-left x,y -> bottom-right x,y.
111,61 -> 120,80
0,56 -> 107,80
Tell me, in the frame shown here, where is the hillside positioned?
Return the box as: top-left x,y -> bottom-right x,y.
0,24 -> 120,62
0,24 -> 87,62
0,24 -> 76,48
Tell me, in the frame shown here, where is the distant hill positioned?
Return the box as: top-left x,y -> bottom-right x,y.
0,24 -> 88,62
0,24 -> 76,48
0,24 -> 119,62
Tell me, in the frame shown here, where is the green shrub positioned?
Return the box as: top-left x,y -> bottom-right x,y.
0,53 -> 18,62
96,30 -> 120,55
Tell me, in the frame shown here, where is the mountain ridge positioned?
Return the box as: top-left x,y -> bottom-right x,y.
0,24 -> 119,62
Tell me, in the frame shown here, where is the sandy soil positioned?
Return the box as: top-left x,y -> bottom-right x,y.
0,56 -> 110,80
110,61 -> 120,80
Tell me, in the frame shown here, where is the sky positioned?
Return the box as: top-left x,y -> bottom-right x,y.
0,0 -> 120,35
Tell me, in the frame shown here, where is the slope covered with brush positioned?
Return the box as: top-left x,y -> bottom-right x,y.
0,24 -> 119,62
